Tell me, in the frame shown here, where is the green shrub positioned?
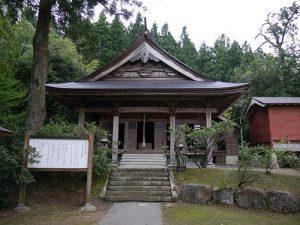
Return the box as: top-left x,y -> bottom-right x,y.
0,145 -> 19,209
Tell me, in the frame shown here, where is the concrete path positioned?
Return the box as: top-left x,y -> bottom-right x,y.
98,202 -> 163,225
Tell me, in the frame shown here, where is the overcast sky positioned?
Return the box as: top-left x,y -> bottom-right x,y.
95,0 -> 299,51
142,0 -> 299,50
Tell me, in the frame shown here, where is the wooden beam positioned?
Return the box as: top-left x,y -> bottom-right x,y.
176,108 -> 217,113
119,107 -> 170,113
75,107 -> 217,114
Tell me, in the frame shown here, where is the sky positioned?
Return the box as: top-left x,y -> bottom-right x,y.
95,0 -> 299,51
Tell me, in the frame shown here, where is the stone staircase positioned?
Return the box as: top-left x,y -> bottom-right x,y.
104,154 -> 174,202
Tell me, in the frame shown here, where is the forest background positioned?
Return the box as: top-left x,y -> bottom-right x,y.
0,0 -> 299,209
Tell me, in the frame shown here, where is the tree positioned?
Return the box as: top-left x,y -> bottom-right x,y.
110,16 -> 129,60
178,26 -> 198,69
0,16 -> 29,130
159,23 -> 180,58
128,12 -> 144,44
189,121 -> 233,168
150,22 -> 160,43
255,1 -> 300,96
1,0 -> 144,133
196,42 -> 214,76
65,18 -> 98,63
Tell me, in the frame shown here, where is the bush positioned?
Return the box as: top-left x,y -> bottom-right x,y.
0,144 -> 36,209
36,120 -> 88,137
0,145 -> 19,209
279,152 -> 300,170
235,144 -> 258,187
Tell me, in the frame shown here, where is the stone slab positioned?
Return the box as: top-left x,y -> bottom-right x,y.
98,202 -> 163,225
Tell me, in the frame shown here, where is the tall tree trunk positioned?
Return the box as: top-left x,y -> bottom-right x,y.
25,0 -> 56,133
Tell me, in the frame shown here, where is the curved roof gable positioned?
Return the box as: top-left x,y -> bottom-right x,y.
81,33 -> 210,82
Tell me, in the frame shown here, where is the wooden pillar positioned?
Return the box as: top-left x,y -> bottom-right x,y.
206,110 -> 214,165
124,121 -> 129,150
169,112 -> 176,165
78,108 -> 85,127
15,132 -> 31,212
112,110 -> 119,164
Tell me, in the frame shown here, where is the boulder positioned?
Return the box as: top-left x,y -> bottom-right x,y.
268,191 -> 300,213
179,184 -> 212,204
235,188 -> 267,209
213,187 -> 234,205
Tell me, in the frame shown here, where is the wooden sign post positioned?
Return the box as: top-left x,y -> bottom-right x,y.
15,132 -> 31,212
80,133 -> 96,211
15,133 -> 96,212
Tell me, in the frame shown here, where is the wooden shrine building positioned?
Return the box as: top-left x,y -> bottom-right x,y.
46,34 -> 249,165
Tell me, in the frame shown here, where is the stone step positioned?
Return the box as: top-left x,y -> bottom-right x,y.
111,171 -> 169,177
120,161 -> 166,165
105,190 -> 171,197
118,165 -> 167,169
104,153 -> 172,202
108,180 -> 170,186
122,154 -> 165,157
104,195 -> 173,202
110,176 -> 169,181
121,156 -> 166,160
107,185 -> 171,191
112,168 -> 168,172
121,158 -> 166,162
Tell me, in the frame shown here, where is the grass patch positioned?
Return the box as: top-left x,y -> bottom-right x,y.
163,203 -> 300,225
175,168 -> 300,197
0,202 -> 110,225
0,172 -> 111,225
92,173 -> 109,197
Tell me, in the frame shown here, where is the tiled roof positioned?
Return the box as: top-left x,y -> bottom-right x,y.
253,97 -> 300,105
245,97 -> 300,116
47,80 -> 249,91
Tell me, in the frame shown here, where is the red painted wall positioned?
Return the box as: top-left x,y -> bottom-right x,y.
268,106 -> 300,142
250,107 -> 271,145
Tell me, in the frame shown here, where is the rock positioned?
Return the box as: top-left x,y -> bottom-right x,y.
179,184 -> 212,204
235,188 -> 267,209
213,187 -> 234,205
268,191 -> 300,213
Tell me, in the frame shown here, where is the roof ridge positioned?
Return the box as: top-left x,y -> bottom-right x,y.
79,33 -> 211,82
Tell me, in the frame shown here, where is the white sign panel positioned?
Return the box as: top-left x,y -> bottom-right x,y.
28,138 -> 89,169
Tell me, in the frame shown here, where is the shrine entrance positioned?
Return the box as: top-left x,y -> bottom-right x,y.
137,121 -> 154,150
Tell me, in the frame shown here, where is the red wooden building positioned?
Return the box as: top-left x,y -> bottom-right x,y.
245,97 -> 300,152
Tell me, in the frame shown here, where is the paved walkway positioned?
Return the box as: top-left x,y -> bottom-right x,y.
98,202 -> 163,225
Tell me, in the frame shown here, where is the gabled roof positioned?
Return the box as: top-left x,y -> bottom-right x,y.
0,126 -> 12,136
245,97 -> 300,116
0,126 -> 12,133
80,33 -> 210,82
